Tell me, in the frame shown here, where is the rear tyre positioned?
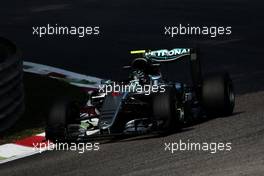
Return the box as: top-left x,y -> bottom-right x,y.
152,87 -> 177,132
202,72 -> 235,117
45,99 -> 80,142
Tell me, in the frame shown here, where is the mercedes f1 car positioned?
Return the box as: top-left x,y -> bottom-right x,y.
44,48 -> 235,142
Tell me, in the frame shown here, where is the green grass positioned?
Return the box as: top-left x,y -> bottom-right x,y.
0,73 -> 86,144
0,156 -> 7,160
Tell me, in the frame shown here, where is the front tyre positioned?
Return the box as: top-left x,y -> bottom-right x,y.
152,87 -> 178,132
202,72 -> 235,117
45,99 -> 80,142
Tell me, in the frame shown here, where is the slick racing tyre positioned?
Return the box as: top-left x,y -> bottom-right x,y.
202,72 -> 235,117
0,37 -> 24,132
152,87 -> 177,132
45,99 -> 80,142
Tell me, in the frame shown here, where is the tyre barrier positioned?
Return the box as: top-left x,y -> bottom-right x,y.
0,37 -> 24,132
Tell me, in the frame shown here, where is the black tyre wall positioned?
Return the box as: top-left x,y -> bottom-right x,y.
0,37 -> 24,132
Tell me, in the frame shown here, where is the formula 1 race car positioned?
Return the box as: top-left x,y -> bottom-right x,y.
44,48 -> 235,142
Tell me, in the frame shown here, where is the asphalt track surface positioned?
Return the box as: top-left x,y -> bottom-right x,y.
0,0 -> 264,175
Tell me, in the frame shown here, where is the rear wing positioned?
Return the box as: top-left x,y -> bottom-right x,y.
130,48 -> 202,98
130,48 -> 195,62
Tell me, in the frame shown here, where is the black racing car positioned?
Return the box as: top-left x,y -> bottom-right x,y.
45,48 -> 235,142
